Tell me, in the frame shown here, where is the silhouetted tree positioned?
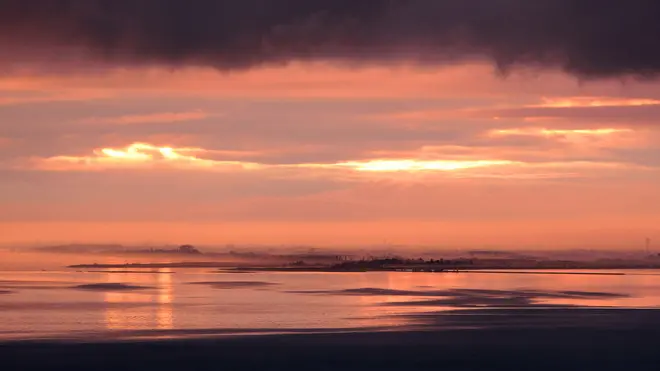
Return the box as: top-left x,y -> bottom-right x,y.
178,245 -> 201,254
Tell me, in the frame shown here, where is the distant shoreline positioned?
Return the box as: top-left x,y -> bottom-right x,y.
67,262 -> 660,274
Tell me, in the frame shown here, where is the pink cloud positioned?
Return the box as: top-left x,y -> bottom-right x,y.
79,110 -> 212,125
1,63 -> 660,247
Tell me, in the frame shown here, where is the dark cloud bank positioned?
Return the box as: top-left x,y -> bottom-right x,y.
1,0 -> 660,78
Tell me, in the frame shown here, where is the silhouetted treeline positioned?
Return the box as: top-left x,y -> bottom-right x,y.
329,257 -> 474,270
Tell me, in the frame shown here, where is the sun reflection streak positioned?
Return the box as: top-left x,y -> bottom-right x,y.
156,269 -> 174,330
103,269 -> 174,331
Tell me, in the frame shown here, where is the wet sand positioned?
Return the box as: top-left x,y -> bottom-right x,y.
2,326 -> 660,371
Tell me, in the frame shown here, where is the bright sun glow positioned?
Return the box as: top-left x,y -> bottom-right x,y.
95,143 -> 203,162
334,159 -> 515,172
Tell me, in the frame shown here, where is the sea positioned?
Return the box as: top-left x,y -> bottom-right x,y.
2,251 -> 660,341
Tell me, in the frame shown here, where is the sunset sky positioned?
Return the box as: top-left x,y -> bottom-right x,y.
1,1 -> 660,248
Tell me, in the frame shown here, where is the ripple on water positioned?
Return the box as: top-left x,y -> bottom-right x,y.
188,281 -> 277,289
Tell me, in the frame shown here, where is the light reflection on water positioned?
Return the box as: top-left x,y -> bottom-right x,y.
103,269 -> 174,331
0,269 -> 659,340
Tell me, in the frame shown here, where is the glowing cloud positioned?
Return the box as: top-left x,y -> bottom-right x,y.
331,159 -> 516,172
39,143 -> 262,171
28,142 -> 644,182
96,143 -> 207,163
491,128 -> 632,137
535,97 -> 660,108
36,143 -> 520,174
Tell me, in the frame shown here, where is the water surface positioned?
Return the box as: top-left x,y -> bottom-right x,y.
1,269 -> 659,340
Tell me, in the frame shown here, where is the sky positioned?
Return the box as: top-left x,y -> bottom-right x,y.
1,1 -> 660,248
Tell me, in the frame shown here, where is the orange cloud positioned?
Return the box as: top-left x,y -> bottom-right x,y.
477,96 -> 660,123
535,97 -> 660,108
32,142 -> 528,173
0,63 -> 632,101
361,97 -> 660,124
0,90 -> 111,106
488,127 -> 638,149
362,109 -> 460,123
490,127 -> 633,137
35,143 -> 520,175
487,127 -> 647,161
331,159 -> 639,180
330,159 -> 516,172
25,142 -> 647,182
36,143 -> 263,171
79,110 -> 211,125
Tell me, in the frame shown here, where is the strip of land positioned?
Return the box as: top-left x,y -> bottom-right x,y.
68,259 -> 660,273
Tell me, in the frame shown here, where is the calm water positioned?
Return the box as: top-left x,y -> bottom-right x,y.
1,268 -> 660,341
